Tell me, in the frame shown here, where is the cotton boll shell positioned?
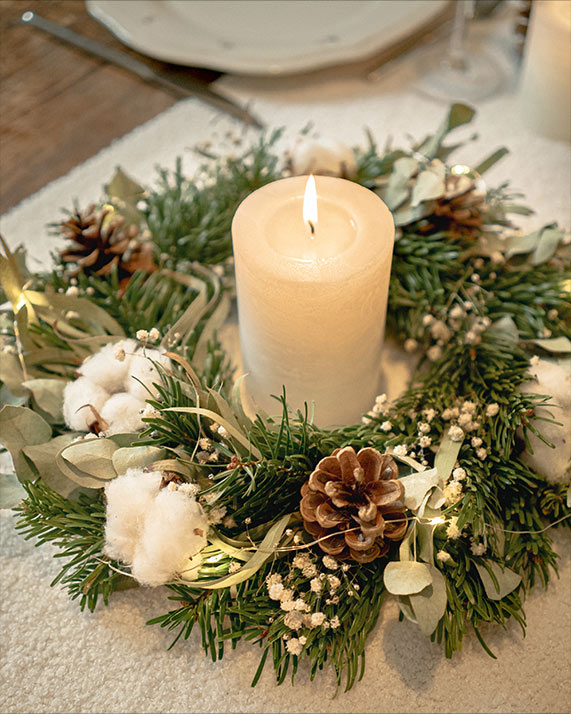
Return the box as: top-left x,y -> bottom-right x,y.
63,377 -> 110,431
100,392 -> 147,435
131,489 -> 208,587
103,469 -> 163,564
79,339 -> 138,393
126,348 -> 171,400
289,137 -> 357,178
519,357 -> 571,484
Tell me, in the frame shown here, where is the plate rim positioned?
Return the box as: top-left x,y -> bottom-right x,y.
86,0 -> 452,76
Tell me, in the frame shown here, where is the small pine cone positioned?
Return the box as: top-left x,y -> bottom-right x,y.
59,205 -> 156,291
419,175 -> 486,239
300,446 -> 407,564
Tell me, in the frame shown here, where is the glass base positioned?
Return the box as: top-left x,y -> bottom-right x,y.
414,42 -> 504,103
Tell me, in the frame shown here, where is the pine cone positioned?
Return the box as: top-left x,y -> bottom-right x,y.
300,446 -> 407,563
59,205 -> 157,291
419,175 -> 486,238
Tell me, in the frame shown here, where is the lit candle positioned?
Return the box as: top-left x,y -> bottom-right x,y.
232,175 -> 394,426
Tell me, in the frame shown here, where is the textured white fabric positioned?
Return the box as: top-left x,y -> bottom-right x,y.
1,513 -> 569,714
1,34 -> 571,713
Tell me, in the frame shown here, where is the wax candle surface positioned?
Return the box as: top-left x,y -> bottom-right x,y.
518,0 -> 571,143
232,175 -> 394,427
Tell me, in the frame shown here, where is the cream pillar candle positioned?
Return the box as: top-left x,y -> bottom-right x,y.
232,175 -> 394,427
518,0 -> 571,143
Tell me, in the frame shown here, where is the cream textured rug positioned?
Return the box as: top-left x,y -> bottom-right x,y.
1,51 -> 571,714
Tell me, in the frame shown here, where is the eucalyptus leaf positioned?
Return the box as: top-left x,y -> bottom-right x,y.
382,157 -> 418,210
107,433 -> 140,448
383,560 -> 433,595
566,485 -> 570,508
399,468 -> 438,510
23,346 -> 80,370
112,445 -> 166,475
475,561 -> 522,600
398,524 -> 415,562
0,236 -> 30,314
105,166 -> 146,203
409,565 -> 448,635
392,202 -> 431,227
416,488 -> 432,518
410,167 -> 446,207
531,226 -> 564,265
0,351 -> 26,394
426,486 -> 445,510
531,336 -> 571,353
105,167 -> 146,226
0,405 -> 52,481
57,437 -> 118,488
397,596 -> 418,624
27,290 -> 125,337
148,459 -> 191,478
22,378 -> 66,422
0,472 -> 27,509
417,521 -> 437,564
0,384 -> 28,407
505,229 -> 542,259
14,304 -> 37,353
23,433 -> 88,498
188,514 -> 290,589
474,147 -> 509,175
434,434 -> 463,486
417,103 -> 476,159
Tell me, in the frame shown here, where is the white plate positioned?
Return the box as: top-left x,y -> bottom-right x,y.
87,0 -> 450,75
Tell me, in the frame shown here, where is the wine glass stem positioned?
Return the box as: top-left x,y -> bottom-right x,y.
448,0 -> 474,71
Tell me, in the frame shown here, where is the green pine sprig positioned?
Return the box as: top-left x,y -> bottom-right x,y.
14,480 -> 135,611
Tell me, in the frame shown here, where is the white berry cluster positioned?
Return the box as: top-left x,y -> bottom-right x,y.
361,393 -> 389,425
198,491 -> 227,526
406,300 -> 495,361
264,551 -> 355,655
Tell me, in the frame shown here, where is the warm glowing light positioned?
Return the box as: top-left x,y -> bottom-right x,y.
303,175 -> 318,235
15,293 -> 27,311
451,164 -> 471,175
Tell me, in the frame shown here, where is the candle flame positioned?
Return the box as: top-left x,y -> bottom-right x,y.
303,175 -> 318,235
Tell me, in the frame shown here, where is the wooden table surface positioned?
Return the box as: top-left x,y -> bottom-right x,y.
0,0 -> 221,215
0,1 -> 518,216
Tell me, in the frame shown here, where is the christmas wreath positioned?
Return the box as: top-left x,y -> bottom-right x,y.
0,104 -> 569,692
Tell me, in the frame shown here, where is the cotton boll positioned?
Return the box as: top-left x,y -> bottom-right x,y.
126,348 -> 171,400
131,489 -> 208,587
519,357 -> 571,484
103,469 -> 163,564
100,392 -> 147,435
78,339 -> 138,393
63,377 -> 110,431
289,137 -> 357,178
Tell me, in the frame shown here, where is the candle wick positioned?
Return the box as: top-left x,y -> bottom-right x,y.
308,220 -> 315,236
